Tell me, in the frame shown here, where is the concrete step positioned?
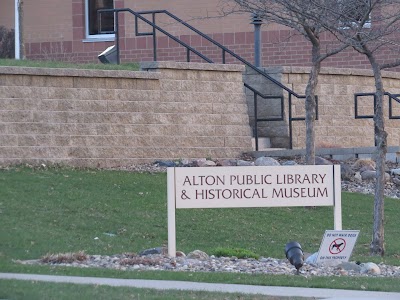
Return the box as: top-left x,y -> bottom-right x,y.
248,146 -> 400,163
251,137 -> 271,151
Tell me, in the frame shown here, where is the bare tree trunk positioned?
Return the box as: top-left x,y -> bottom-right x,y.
368,55 -> 387,256
305,43 -> 321,165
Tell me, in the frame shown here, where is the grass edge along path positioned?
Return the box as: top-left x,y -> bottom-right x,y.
0,58 -> 140,71
0,278 -> 312,300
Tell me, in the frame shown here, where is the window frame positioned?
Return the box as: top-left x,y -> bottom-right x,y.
84,0 -> 115,41
337,0 -> 372,29
339,19 -> 371,30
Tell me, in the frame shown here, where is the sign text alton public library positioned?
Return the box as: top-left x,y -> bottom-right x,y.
181,173 -> 328,200
168,165 -> 341,256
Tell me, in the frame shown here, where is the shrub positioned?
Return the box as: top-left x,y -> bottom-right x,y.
40,251 -> 87,264
211,247 -> 260,259
120,257 -> 162,266
0,26 -> 15,58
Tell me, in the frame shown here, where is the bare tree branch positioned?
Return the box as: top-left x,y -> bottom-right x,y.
225,0 -> 400,256
223,0 -> 350,165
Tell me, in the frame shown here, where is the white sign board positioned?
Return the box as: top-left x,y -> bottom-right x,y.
167,165 -> 342,257
316,230 -> 360,263
174,165 -> 338,208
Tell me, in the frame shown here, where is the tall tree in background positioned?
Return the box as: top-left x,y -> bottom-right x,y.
224,0 -> 400,255
306,0 -> 400,256
223,0 -> 348,164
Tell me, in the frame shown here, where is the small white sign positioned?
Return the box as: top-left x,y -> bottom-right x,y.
316,230 -> 360,263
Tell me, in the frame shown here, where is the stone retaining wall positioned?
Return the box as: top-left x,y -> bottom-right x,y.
0,62 -> 252,167
2,63 -> 400,168
244,67 -> 400,149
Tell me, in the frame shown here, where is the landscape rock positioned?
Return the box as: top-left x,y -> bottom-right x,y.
393,177 -> 400,186
361,171 -> 377,181
318,260 -> 342,267
391,168 -> 400,176
154,160 -> 176,167
359,166 -> 376,173
176,251 -> 186,257
196,159 -> 217,167
337,262 -> 361,272
204,160 -> 217,167
281,160 -> 298,166
21,252 -> 400,278
218,159 -> 237,166
139,247 -> 166,256
360,262 -> 381,275
305,252 -> 318,264
180,159 -> 195,167
254,157 -> 280,166
354,172 -> 362,182
186,250 -> 209,260
237,160 -> 254,166
194,158 -> 205,167
361,171 -> 391,182
315,156 -> 333,165
352,159 -> 376,171
341,164 -> 355,181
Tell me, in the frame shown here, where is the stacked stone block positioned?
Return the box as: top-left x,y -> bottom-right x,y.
0,63 -> 252,167
288,67 -> 400,148
243,66 -> 289,148
244,66 -> 400,149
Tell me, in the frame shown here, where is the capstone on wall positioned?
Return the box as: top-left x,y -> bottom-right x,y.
0,62 -> 252,167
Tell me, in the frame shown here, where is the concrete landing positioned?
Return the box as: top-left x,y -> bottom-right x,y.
249,146 -> 400,162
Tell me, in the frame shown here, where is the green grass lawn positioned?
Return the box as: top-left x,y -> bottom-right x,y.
0,166 -> 400,293
0,279 -> 311,300
0,58 -> 140,71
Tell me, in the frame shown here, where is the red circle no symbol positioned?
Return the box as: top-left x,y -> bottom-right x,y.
329,238 -> 346,254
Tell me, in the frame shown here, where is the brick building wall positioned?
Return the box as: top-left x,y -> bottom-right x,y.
0,1 -> 14,29
0,0 -> 392,70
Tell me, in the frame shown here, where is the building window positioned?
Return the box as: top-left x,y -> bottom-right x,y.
85,0 -> 115,39
338,0 -> 371,29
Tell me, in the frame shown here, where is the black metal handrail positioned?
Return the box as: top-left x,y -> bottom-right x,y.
354,92 -> 400,119
354,92 -> 376,119
244,83 -> 284,150
98,8 -> 213,64
354,92 -> 400,146
388,93 -> 400,119
98,8 -> 312,150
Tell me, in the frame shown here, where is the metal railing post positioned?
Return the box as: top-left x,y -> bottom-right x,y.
186,49 -> 190,62
288,93 -> 293,149
251,14 -> 263,68
254,93 -> 259,151
97,8 -> 315,151
354,94 -> 358,118
374,94 -> 377,146
152,13 -> 157,61
115,12 -> 120,64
